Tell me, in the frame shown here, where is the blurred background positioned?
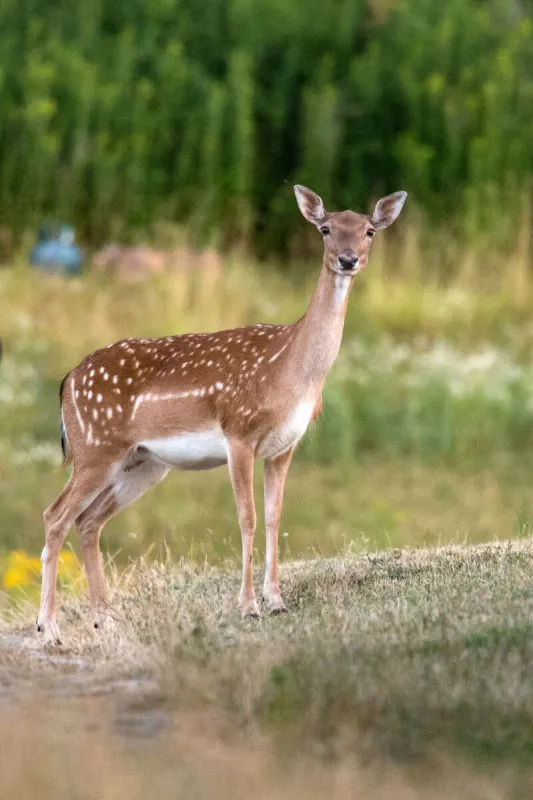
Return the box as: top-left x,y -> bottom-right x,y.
2,0 -> 533,594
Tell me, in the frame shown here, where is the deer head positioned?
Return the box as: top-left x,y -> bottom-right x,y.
294,185 -> 407,275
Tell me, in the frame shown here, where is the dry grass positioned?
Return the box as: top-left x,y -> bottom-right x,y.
3,541 -> 533,798
0,702 -> 507,800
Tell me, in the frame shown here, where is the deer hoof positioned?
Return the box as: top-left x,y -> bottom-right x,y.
241,598 -> 261,619
36,618 -> 62,646
263,592 -> 288,615
93,610 -> 117,634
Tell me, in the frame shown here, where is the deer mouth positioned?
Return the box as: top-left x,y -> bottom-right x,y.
331,260 -> 361,276
337,255 -> 359,273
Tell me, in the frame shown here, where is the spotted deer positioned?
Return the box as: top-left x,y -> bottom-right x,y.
37,185 -> 407,643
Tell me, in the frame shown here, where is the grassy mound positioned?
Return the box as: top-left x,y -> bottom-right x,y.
3,541 -> 533,797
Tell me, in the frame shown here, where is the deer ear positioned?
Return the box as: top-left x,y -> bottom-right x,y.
371,191 -> 407,230
294,185 -> 326,226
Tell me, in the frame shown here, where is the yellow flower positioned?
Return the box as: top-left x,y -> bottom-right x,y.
57,551 -> 82,584
1,549 -> 83,592
2,550 -> 41,590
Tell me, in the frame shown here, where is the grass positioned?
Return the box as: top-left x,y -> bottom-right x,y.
4,253 -> 533,561
4,240 -> 533,796
3,541 -> 533,798
0,706 -> 506,800
4,454 -> 533,579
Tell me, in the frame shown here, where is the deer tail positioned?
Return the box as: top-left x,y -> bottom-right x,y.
59,372 -> 73,467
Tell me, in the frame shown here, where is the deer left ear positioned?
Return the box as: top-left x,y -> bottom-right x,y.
371,191 -> 407,230
294,185 -> 326,226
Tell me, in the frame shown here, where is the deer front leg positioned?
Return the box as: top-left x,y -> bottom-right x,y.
227,441 -> 260,618
263,447 -> 294,614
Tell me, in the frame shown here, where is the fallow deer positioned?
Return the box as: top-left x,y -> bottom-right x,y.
37,185 -> 407,643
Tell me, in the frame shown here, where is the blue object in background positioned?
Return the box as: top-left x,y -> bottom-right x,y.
29,222 -> 84,275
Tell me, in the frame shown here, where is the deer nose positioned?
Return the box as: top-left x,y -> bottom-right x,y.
338,253 -> 359,271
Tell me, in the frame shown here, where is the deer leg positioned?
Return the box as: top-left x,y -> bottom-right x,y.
75,487 -> 115,628
75,459 -> 169,628
38,464 -> 114,644
227,441 -> 259,618
80,524 -> 108,628
263,448 -> 294,614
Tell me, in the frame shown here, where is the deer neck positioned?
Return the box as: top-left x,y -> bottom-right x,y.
290,253 -> 354,387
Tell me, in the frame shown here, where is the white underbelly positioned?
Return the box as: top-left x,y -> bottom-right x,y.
258,398 -> 315,460
139,429 -> 228,470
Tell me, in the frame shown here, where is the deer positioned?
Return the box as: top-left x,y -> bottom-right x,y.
37,185 -> 407,643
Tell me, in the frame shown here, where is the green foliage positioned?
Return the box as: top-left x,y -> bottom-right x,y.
300,338 -> 533,468
0,0 -> 532,252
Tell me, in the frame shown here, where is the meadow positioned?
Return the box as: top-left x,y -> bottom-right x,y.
3,0 -> 533,794
3,229 -> 533,796
2,224 -> 533,570
3,541 -> 533,799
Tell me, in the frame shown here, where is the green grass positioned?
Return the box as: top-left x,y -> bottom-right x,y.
3,253 -> 533,561
3,541 -> 533,798
4,453 -> 533,574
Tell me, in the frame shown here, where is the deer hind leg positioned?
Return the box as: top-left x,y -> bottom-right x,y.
38,463 -> 116,644
227,441 -> 259,618
263,448 -> 294,614
74,486 -> 115,628
75,459 -> 169,628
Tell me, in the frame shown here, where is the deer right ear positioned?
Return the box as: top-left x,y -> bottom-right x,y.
294,185 -> 326,226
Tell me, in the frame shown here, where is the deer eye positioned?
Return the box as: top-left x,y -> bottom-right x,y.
319,225 -> 330,237
367,228 -> 376,238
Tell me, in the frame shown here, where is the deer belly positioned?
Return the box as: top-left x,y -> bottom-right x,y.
258,399 -> 315,460
138,429 -> 228,470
